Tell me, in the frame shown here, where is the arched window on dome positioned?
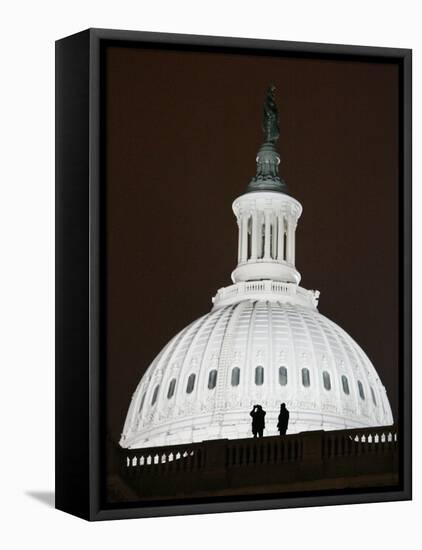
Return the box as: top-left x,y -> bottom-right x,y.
167,378 -> 176,399
322,371 -> 331,391
208,369 -> 217,389
186,373 -> 196,394
357,380 -> 365,400
255,366 -> 264,386
151,385 -> 159,406
301,368 -> 310,387
231,367 -> 240,386
370,386 -> 377,406
279,366 -> 288,386
341,375 -> 350,395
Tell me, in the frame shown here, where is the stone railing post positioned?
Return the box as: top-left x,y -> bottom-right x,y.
196,438 -> 229,491
301,430 -> 324,479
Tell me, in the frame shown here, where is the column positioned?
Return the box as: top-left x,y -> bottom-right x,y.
277,214 -> 284,261
286,218 -> 296,264
264,211 -> 271,259
291,221 -> 297,265
237,219 -> 241,263
258,214 -> 264,259
251,211 -> 258,260
271,216 -> 278,259
241,212 -> 248,262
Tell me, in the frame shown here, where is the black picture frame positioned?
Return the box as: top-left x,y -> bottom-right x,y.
55,28 -> 412,521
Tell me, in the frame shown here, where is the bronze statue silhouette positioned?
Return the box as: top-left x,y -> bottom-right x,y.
262,84 -> 280,144
250,404 -> 266,438
277,403 -> 290,435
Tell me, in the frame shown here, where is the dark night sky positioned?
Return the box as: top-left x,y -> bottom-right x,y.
105,45 -> 399,444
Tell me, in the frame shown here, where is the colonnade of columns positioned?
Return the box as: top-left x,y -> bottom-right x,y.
237,210 -> 297,265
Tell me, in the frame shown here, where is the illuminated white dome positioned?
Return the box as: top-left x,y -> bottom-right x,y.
120,88 -> 393,449
120,286 -> 392,449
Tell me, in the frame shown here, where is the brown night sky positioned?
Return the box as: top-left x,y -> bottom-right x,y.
105,45 -> 399,446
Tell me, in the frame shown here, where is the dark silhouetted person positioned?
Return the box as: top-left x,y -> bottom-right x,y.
277,403 -> 289,435
250,405 -> 266,438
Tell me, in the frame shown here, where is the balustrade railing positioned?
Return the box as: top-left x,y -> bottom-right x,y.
225,433 -> 303,467
322,425 -> 398,459
123,425 -> 397,477
124,444 -> 204,475
213,280 -> 319,307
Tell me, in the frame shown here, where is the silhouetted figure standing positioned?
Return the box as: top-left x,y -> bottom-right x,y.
250,405 -> 266,438
277,403 -> 289,435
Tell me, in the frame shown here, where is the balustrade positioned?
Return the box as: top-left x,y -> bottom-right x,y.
213,280 -> 319,308
123,425 -> 397,481
322,426 -> 398,459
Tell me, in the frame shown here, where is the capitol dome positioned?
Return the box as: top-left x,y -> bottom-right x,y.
120,87 -> 393,450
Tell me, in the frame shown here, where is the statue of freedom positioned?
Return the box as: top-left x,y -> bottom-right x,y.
262,84 -> 280,144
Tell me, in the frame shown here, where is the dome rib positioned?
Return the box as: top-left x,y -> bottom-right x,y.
195,305 -> 232,403
310,311 -> 346,422
320,315 -> 362,421
149,318 -> 200,413
326,317 -> 391,424
243,300 -> 259,408
295,306 -> 325,424
171,309 -> 217,409
212,302 -> 246,429
278,303 -> 298,417
267,301 -> 274,402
